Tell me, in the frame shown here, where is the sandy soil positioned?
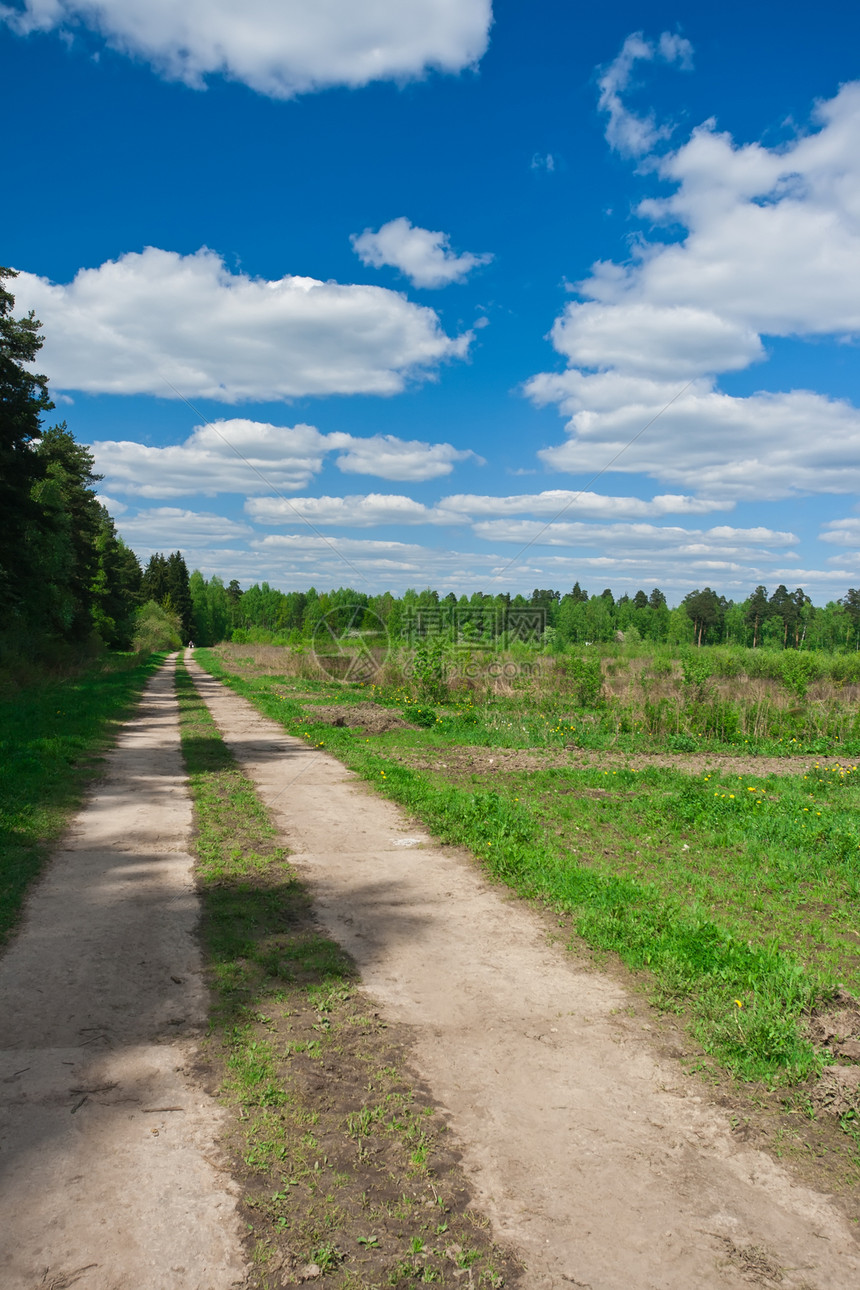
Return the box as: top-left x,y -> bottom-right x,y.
386,744 -> 857,780
0,657 -> 246,1290
188,658 -> 860,1290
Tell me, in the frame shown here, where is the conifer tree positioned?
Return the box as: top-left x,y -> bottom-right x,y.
0,267 -> 53,613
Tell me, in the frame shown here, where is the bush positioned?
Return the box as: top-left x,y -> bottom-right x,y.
564,655 -> 604,707
133,600 -> 183,653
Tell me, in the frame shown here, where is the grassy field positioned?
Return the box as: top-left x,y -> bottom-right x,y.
194,643 -> 860,1175
0,651 -> 162,947
176,660 -> 520,1288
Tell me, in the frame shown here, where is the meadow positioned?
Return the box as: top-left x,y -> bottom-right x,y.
196,641 -> 860,1120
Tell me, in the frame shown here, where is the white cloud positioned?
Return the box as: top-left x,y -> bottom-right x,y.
548,302 -> 763,378
94,421 -> 331,498
612,83 -> 860,338
329,432 -> 481,480
13,247 -> 470,401
247,493 -> 464,527
351,217 -> 493,288
439,488 -> 728,518
530,372 -> 860,499
597,30 -> 693,158
95,493 -> 127,515
116,507 -> 252,548
93,418 -> 478,498
529,72 -> 860,499
1,0 -> 492,97
471,519 -> 796,560
820,518 -> 860,548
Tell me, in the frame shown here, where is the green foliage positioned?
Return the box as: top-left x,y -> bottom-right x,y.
564,654 -> 604,707
407,705 -> 437,727
141,551 -> 193,639
132,600 -> 183,653
411,637 -> 449,702
0,266 -> 54,616
0,273 -> 139,656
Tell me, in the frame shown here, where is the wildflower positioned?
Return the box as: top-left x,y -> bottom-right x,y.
734,1000 -> 743,1008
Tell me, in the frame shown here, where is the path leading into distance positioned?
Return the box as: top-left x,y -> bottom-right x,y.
0,658 -> 245,1290
3,654 -> 860,1289
187,654 -> 860,1290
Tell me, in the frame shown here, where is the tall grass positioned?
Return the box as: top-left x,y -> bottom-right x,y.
213,641 -> 860,754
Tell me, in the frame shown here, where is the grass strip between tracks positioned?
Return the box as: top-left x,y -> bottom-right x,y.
194,649 -> 847,1090
176,659 -> 519,1289
0,650 -> 163,948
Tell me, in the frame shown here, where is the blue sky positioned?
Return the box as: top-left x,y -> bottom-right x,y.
4,0 -> 860,603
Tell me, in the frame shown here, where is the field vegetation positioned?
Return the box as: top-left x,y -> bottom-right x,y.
194,639 -> 860,1196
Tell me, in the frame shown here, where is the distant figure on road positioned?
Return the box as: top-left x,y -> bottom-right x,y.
188,640 -> 194,650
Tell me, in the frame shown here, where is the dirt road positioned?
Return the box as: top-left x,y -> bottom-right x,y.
4,654 -> 860,1289
0,658 -> 245,1290
188,657 -> 860,1290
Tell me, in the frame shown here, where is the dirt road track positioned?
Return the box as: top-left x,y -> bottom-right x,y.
188,656 -> 860,1290
0,658 -> 245,1290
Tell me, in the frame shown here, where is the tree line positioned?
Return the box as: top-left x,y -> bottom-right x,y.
5,263 -> 860,660
1,268 -> 142,661
183,576 -> 860,652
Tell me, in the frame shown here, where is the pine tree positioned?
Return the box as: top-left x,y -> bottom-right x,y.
0,267 -> 53,613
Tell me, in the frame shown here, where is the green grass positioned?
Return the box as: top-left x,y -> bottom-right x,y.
176,660 -> 519,1288
194,648 -> 857,1088
0,651 -> 162,947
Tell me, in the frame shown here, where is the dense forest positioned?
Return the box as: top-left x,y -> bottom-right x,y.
181,576 -> 860,652
3,261 -> 860,662
0,267 -> 142,662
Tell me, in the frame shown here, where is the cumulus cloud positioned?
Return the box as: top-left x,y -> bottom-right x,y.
472,519 -> 796,559
247,493 -> 464,527
116,507 -> 252,547
0,0 -> 492,97
820,518 -> 860,548
12,247 -> 470,401
95,493 -> 127,515
530,374 -> 860,500
598,30 -> 693,158
529,70 -> 860,499
606,83 -> 860,338
439,488 -> 728,518
329,432 -> 481,480
548,302 -> 763,378
94,421 -> 331,498
351,217 -> 493,288
93,418 -> 478,498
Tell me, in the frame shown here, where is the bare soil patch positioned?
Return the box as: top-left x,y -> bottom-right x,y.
298,701 -> 417,734
196,963 -> 524,1287
806,987 -> 860,1064
390,744 -> 856,779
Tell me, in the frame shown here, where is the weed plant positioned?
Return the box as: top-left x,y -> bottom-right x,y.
0,651 -> 161,946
